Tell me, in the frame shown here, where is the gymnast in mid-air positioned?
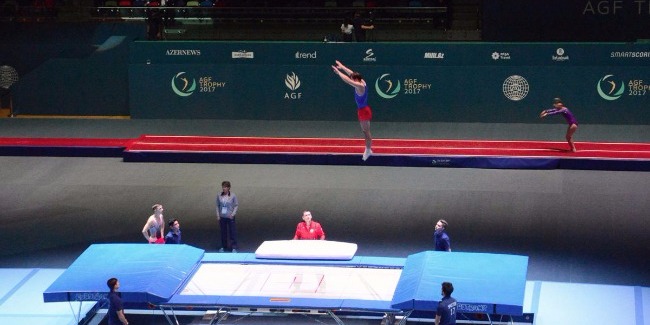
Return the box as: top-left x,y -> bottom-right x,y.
331,60 -> 373,161
540,97 -> 579,152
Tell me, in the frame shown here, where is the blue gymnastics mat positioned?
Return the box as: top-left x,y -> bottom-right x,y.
43,244 -> 528,317
43,244 -> 204,303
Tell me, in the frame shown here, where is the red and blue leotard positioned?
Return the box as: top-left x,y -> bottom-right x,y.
354,87 -> 372,121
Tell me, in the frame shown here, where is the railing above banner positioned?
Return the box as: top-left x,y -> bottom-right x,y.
93,6 -> 448,23
1,5 -> 448,24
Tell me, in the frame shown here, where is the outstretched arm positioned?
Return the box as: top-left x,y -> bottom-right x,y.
332,65 -> 353,84
540,108 -> 554,118
540,107 -> 564,118
332,61 -> 365,93
335,60 -> 353,76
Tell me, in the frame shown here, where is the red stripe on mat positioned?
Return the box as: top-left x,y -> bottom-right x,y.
136,135 -> 650,150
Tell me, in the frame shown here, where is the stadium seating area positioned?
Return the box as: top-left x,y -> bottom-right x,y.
0,0 -> 478,41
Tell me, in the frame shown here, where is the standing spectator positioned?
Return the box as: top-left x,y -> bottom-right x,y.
146,8 -> 163,40
293,210 -> 326,240
107,278 -> 129,325
165,219 -> 182,244
352,11 -> 374,42
340,17 -> 354,42
435,282 -> 457,325
433,219 -> 451,251
216,181 -> 239,252
142,204 -> 165,243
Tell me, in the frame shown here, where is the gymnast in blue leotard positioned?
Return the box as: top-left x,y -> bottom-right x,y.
540,97 -> 579,152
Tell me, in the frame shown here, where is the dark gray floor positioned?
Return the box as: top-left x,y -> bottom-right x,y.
0,119 -> 649,288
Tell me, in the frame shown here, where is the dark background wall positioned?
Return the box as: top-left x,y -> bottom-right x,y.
0,22 -> 145,115
482,0 -> 650,42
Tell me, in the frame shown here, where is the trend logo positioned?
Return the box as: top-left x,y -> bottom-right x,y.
375,73 -> 401,99
285,72 -> 301,91
597,74 -> 625,101
171,72 -> 197,97
502,75 -> 529,101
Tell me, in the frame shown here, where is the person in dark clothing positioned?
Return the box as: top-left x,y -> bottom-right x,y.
435,282 -> 457,325
433,219 -> 451,251
107,278 -> 129,325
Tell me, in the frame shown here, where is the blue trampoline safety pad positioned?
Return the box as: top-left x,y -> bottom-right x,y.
43,244 -> 204,303
391,251 -> 528,315
42,245 -> 528,317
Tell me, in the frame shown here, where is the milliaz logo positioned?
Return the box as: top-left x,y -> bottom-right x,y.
424,52 -> 444,59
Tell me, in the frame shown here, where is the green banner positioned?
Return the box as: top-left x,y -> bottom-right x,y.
130,42 -> 650,124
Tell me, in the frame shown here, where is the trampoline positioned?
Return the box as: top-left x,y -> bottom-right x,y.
43,243 -> 529,324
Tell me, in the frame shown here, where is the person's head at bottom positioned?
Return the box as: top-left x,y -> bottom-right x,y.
441,281 -> 454,297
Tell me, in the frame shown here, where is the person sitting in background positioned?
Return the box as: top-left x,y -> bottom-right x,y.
165,219 -> 182,244
293,210 -> 326,240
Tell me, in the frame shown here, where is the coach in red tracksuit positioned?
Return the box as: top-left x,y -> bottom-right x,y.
293,210 -> 326,240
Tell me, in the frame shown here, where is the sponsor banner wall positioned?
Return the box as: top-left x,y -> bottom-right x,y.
130,42 -> 650,124
131,41 -> 650,66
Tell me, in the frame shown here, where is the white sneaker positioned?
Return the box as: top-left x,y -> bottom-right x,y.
362,149 -> 373,161
218,248 -> 224,253
232,249 -> 237,253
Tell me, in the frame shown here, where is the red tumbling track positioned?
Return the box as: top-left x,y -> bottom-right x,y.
125,135 -> 650,160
